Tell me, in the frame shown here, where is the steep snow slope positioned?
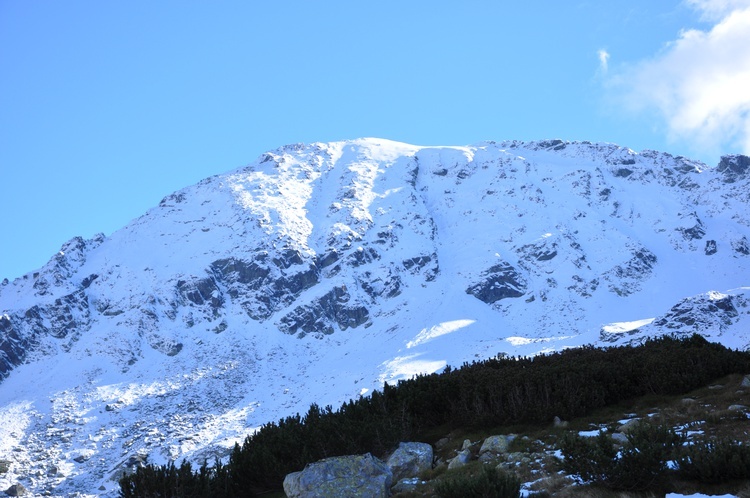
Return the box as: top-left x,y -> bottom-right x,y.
1,138 -> 749,496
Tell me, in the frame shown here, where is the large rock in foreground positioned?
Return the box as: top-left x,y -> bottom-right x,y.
386,442 -> 433,482
283,453 -> 392,498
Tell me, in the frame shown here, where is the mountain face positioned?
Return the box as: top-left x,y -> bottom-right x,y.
1,138 -> 750,496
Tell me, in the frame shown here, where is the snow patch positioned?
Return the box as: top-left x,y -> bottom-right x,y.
406,319 -> 476,349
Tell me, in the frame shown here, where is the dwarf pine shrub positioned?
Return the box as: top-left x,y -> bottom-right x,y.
433,465 -> 521,498
560,420 -> 683,491
678,437 -> 750,482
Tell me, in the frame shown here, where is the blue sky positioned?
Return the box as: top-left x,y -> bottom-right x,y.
2,0 -> 749,281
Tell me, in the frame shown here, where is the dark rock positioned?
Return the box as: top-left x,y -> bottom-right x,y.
614,168 -> 633,178
210,257 -> 270,290
466,262 -> 526,304
278,286 -> 369,337
176,277 -> 222,309
166,343 -> 183,356
679,218 -> 706,241
283,453 -> 392,498
4,484 -> 25,497
705,240 -> 718,255
717,154 -> 750,183
607,247 -> 657,296
0,460 -> 9,473
316,250 -> 339,268
272,248 -> 305,269
402,255 -> 432,271
348,247 -> 380,267
653,292 -> 739,332
159,192 -> 187,206
361,271 -> 401,299
732,237 -> 750,255
80,273 -> 99,289
0,315 -> 30,380
538,139 -> 565,150
210,254 -> 320,320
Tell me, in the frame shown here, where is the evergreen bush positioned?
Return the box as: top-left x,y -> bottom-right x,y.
560,420 -> 683,491
433,465 -> 521,498
677,437 -> 750,482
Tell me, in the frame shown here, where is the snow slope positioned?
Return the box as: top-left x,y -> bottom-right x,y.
1,138 -> 749,496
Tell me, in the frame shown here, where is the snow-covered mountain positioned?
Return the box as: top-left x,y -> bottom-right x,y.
1,138 -> 749,496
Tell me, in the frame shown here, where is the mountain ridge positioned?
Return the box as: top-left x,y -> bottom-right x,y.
1,138 -> 749,496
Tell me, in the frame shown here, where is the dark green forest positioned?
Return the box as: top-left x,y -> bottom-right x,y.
119,334 -> 750,497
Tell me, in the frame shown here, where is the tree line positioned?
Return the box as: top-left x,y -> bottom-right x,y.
119,334 -> 750,497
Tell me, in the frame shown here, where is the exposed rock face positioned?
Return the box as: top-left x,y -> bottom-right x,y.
209,251 -> 319,321
283,453 -> 392,498
0,316 -> 30,380
466,262 -> 526,303
386,442 -> 433,482
705,240 -> 718,255
605,247 -> 657,296
717,154 -> 750,183
652,291 -> 742,333
278,286 -> 369,337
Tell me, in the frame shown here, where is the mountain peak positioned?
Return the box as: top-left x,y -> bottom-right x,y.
1,139 -> 749,496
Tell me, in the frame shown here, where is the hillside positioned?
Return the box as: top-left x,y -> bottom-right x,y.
1,138 -> 749,496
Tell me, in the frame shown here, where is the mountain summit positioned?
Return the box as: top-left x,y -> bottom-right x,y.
1,138 -> 749,496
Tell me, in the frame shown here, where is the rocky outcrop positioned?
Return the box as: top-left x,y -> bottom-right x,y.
717,154 -> 750,183
732,236 -> 750,256
466,262 -> 526,304
209,250 -> 319,320
386,442 -> 433,482
652,291 -> 742,334
0,315 -> 31,380
705,240 -> 718,255
278,286 -> 369,337
283,453 -> 392,498
605,247 -> 657,296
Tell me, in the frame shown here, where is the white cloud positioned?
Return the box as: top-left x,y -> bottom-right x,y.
597,49 -> 610,72
609,1 -> 750,159
686,0 -> 750,20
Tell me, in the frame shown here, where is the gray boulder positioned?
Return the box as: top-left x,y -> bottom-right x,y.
4,484 -> 26,497
479,435 -> 511,455
386,442 -> 433,482
283,453 -> 392,498
447,449 -> 472,469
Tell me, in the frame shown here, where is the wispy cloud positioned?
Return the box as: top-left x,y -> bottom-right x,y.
608,0 -> 750,160
597,49 -> 610,72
